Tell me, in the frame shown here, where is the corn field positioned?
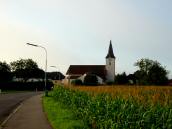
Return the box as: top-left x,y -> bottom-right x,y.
52,85 -> 172,129
71,85 -> 172,106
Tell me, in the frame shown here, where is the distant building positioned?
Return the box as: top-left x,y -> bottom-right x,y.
65,40 -> 116,84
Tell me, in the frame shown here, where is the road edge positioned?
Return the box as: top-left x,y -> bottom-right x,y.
0,103 -> 23,129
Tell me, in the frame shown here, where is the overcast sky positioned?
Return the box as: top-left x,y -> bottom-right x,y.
0,0 -> 172,77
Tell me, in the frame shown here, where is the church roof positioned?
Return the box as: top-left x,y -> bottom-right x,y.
66,65 -> 106,80
106,40 -> 115,58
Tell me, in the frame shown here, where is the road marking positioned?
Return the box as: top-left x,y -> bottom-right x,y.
0,103 -> 23,129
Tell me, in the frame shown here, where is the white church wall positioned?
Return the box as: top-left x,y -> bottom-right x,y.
106,57 -> 115,82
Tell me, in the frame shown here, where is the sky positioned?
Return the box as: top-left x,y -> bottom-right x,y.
0,0 -> 172,77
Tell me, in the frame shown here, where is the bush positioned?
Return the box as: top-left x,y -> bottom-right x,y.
71,79 -> 83,85
0,81 -> 54,91
114,72 -> 128,85
0,61 -> 12,82
106,81 -> 114,85
84,74 -> 98,86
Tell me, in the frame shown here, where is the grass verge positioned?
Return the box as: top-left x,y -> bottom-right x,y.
43,95 -> 86,129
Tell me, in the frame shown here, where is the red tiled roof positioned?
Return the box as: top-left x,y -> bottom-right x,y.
66,65 -> 106,80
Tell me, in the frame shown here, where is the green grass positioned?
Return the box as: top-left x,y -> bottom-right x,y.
43,96 -> 87,129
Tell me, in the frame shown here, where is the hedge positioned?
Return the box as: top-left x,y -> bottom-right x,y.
0,81 -> 54,91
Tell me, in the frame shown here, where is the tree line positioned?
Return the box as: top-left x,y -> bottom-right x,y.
115,58 -> 169,85
71,58 -> 169,86
0,58 -> 44,83
0,59 -> 54,91
1,58 -> 170,86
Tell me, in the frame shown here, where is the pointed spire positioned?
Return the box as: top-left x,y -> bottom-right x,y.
106,40 -> 115,58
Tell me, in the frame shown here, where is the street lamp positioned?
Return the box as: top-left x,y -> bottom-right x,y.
50,66 -> 60,80
26,43 -> 48,96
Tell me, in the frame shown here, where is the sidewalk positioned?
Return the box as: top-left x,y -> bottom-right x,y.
2,95 -> 52,129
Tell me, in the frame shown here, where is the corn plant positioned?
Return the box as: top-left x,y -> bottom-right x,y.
52,85 -> 172,129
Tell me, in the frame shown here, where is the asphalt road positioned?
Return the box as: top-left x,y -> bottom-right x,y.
0,92 -> 43,124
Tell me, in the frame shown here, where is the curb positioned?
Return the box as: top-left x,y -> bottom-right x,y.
0,103 -> 23,129
42,96 -> 54,129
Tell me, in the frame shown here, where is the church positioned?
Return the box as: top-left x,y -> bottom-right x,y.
65,40 -> 116,84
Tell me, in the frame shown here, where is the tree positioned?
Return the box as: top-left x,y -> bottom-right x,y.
10,59 -> 44,82
134,58 -> 168,85
127,74 -> 136,85
47,72 -> 65,80
134,58 -> 154,75
148,63 -> 168,85
0,61 -> 12,82
134,70 -> 148,85
84,73 -> 98,86
114,72 -> 128,85
71,79 -> 83,85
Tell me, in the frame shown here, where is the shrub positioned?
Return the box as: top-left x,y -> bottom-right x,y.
84,74 -> 98,86
0,81 -> 54,91
106,81 -> 114,85
0,61 -> 12,82
114,72 -> 128,84
71,79 -> 83,85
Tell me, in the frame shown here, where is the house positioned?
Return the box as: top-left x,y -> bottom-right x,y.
65,40 -> 116,84
66,65 -> 106,84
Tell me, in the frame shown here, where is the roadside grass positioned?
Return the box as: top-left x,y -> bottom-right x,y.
43,95 -> 87,129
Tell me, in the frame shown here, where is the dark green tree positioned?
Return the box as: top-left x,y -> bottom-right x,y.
135,58 -> 154,75
148,63 -> 168,85
71,79 -> 83,85
0,61 -> 12,82
127,74 -> 136,85
84,73 -> 98,86
134,58 -> 168,85
10,59 -> 44,82
114,72 -> 128,84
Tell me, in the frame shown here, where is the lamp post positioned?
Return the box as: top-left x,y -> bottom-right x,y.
50,66 -> 60,80
26,43 -> 48,96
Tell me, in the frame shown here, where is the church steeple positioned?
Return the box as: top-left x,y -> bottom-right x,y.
106,40 -> 115,58
105,40 -> 116,82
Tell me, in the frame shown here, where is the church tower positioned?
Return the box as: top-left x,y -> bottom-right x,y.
106,40 -> 116,82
